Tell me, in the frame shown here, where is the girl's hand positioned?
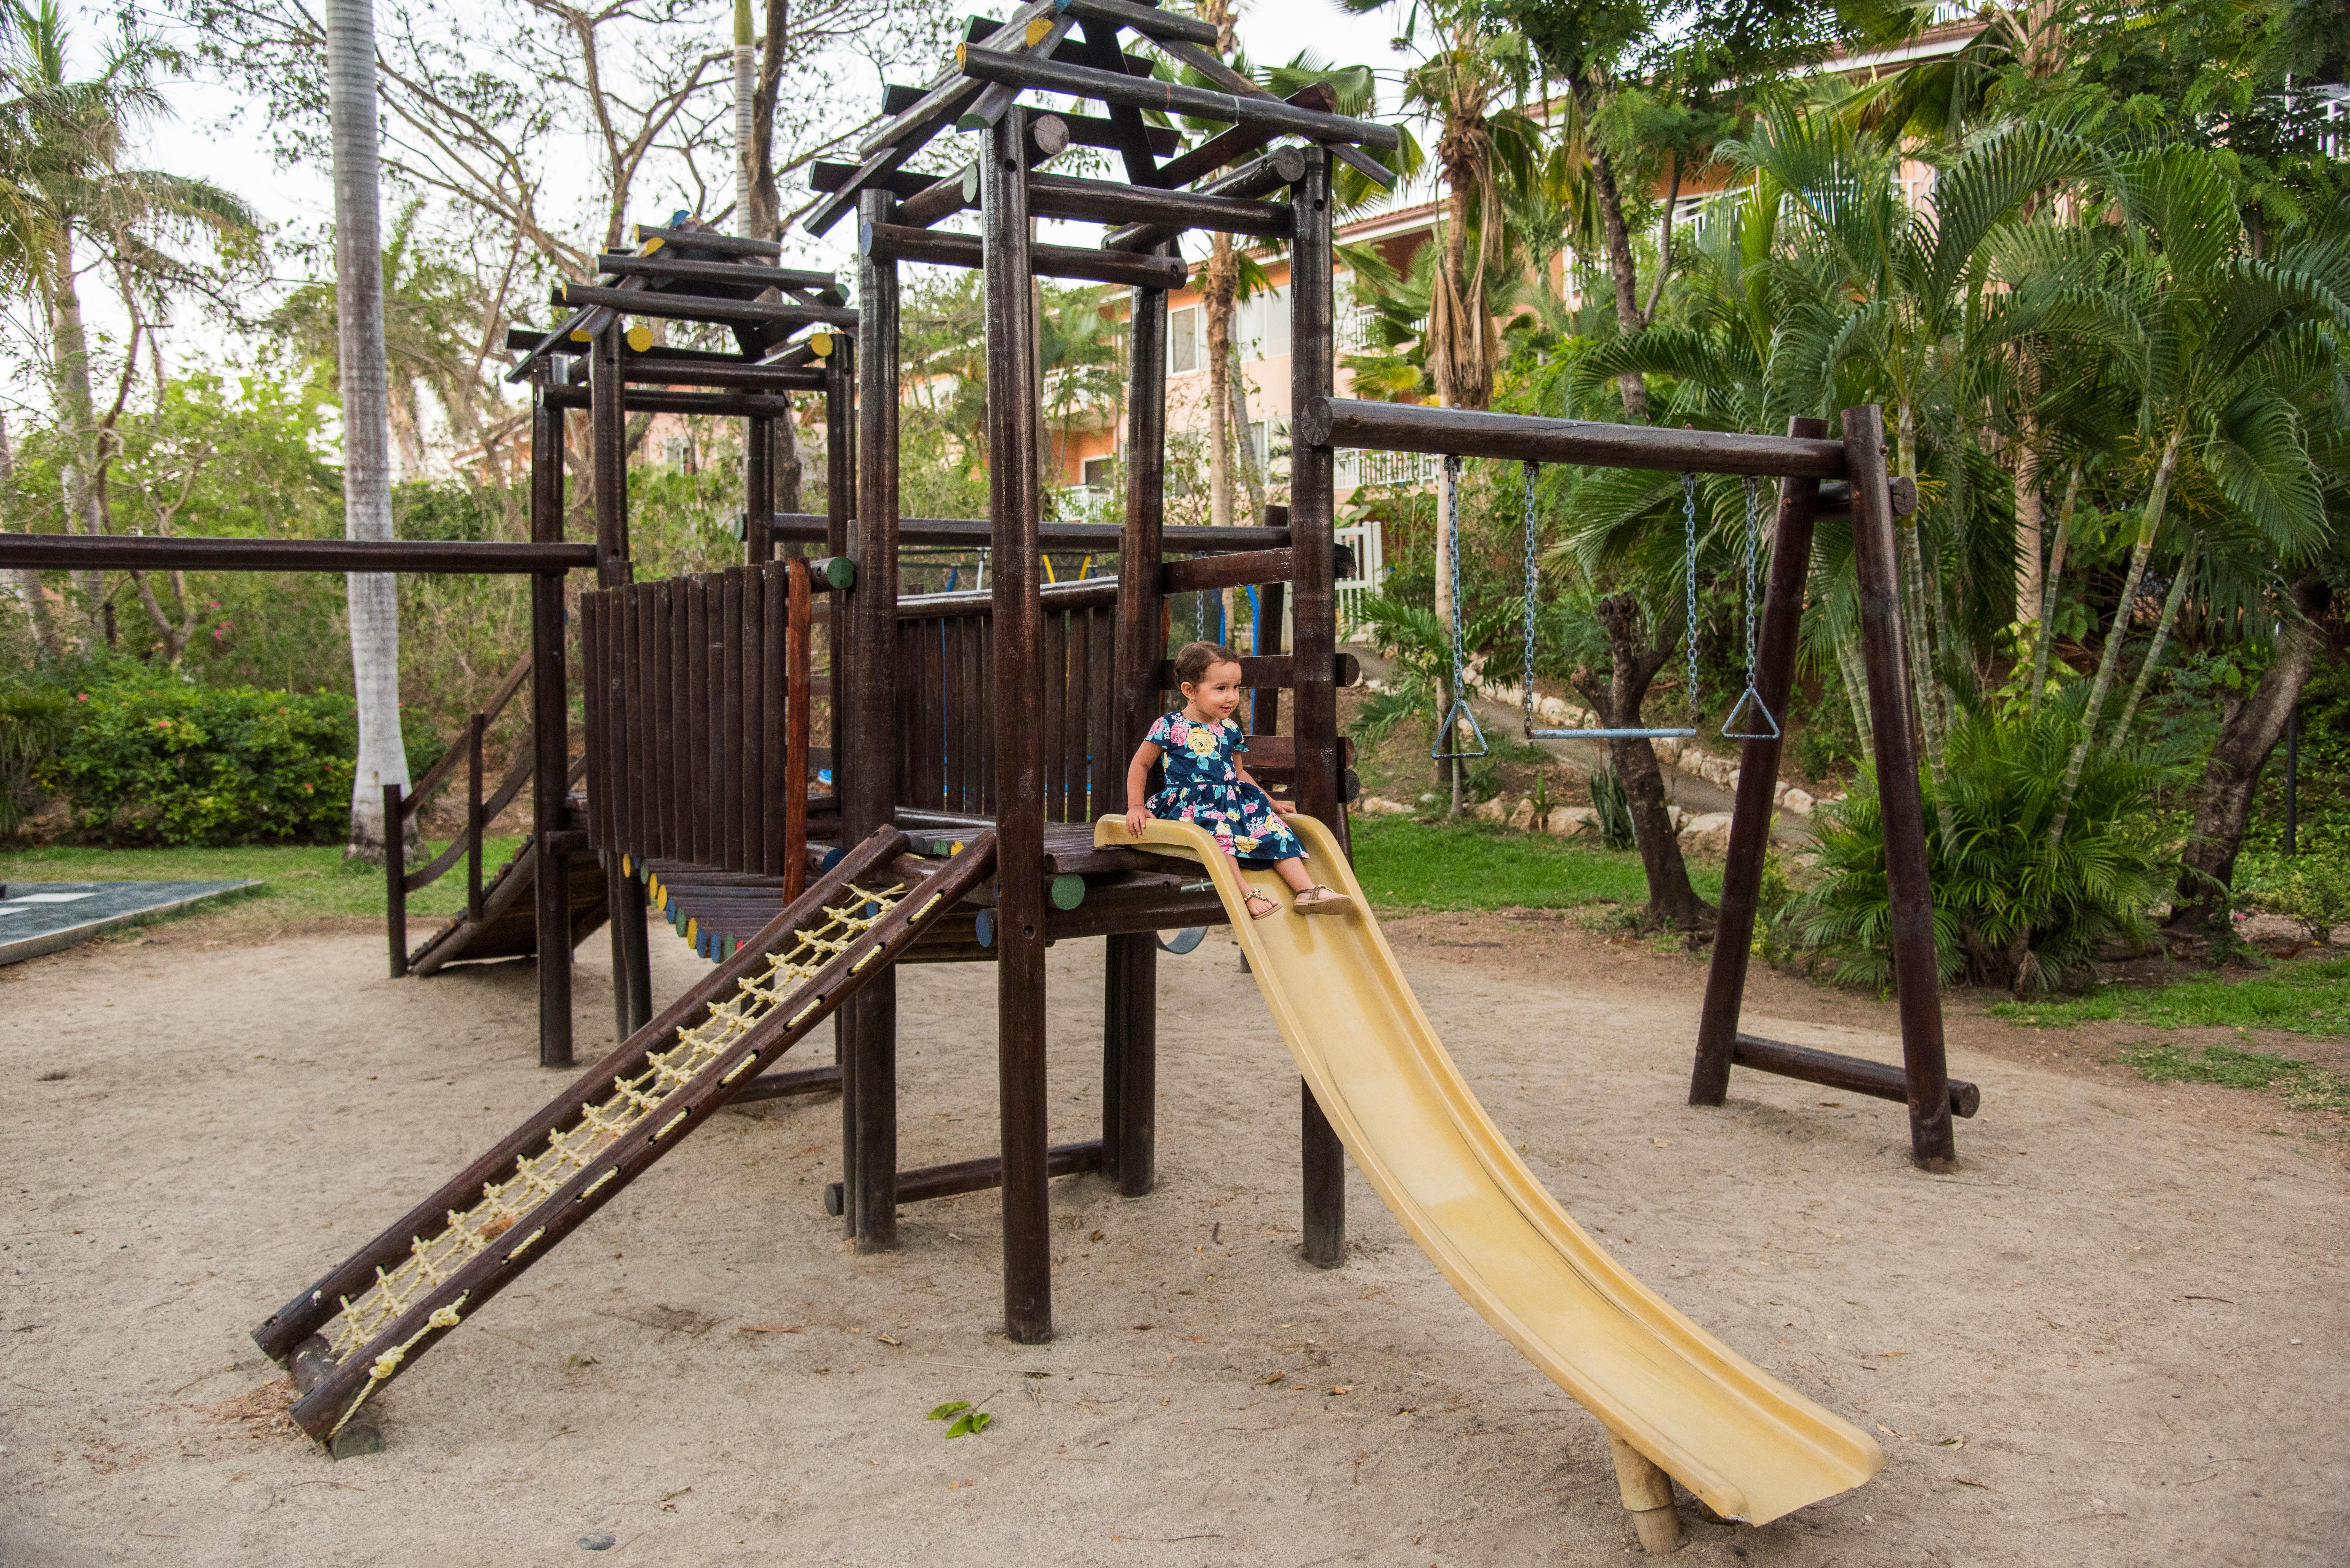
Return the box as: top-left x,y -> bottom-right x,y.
1271,797 -> 1297,817
1125,805 -> 1149,839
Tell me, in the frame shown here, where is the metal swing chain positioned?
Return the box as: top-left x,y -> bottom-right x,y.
1680,471 -> 1700,729
1741,476 -> 1761,696
1721,473 -> 1781,741
1520,460 -> 1539,740
1445,453 -> 1467,697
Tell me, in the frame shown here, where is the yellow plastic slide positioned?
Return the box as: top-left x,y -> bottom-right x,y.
1095,813 -> 1884,1528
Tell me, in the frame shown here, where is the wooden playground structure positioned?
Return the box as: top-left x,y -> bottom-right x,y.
0,1 -> 1978,1546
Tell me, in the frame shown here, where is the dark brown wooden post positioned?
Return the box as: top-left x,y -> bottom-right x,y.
746,415 -> 773,564
384,782 -> 408,978
1289,147 -> 1346,1267
985,107 -> 1053,1343
845,187 -> 904,1252
785,558 -> 812,901
1843,404 -> 1956,1171
824,322 -> 855,1210
1690,416 -> 1828,1105
591,320 -> 650,1039
528,373 -> 574,1068
1104,240 -> 1171,1196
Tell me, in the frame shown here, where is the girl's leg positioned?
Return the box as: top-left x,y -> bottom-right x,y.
1271,856 -> 1314,893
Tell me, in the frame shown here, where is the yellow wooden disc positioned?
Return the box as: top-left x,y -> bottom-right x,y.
807,330 -> 833,358
686,917 -> 698,942
625,323 -> 653,353
1025,15 -> 1051,44
570,328 -> 591,342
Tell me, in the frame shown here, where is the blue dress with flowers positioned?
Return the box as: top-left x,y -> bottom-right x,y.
1143,711 -> 1306,866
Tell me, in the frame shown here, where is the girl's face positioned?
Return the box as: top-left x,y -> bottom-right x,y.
1182,660 -> 1245,723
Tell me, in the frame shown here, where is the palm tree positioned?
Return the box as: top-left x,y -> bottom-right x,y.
2014,145 -> 2348,839
1337,0 -> 1545,813
0,0 -> 255,637
1726,110 -> 2089,815
324,0 -> 411,864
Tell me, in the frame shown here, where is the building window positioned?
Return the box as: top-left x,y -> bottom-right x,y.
1244,421 -> 1268,471
1239,284 -> 1291,358
1168,304 -> 1199,373
661,435 -> 696,473
1082,455 -> 1113,489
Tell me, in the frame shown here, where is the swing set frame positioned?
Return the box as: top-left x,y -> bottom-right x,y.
1299,396 -> 1969,1171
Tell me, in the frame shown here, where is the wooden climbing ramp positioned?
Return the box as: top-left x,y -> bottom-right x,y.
252,827 -> 996,1441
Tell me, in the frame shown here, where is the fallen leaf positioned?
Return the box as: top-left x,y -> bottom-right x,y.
1936,1436 -> 1965,1448
1328,1385 -> 1351,1396
1131,1323 -> 1154,1331
1877,1351 -> 1909,1358
656,1485 -> 691,1512
1260,1371 -> 1285,1385
478,1215 -> 515,1242
876,1332 -> 902,1347
1951,1476 -> 1988,1489
1089,1230 -> 1104,1242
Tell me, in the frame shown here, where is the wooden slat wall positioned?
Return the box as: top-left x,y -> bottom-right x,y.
581,572 -> 819,874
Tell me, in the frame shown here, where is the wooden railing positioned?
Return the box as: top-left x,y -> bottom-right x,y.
384,647 -> 540,950
581,558 -> 819,892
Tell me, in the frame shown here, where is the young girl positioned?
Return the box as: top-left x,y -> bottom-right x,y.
1123,641 -> 1353,920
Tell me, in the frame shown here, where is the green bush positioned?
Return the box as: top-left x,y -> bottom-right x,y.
47,679 -> 361,846
1786,702 -> 2186,996
0,688 -> 75,836
2237,855 -> 2350,945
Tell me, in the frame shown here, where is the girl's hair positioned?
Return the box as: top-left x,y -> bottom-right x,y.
1173,640 -> 1244,688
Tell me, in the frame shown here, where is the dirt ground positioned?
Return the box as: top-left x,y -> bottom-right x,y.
2,903 -> 2344,1567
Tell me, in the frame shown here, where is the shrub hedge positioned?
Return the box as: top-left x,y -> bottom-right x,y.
45,678 -> 361,846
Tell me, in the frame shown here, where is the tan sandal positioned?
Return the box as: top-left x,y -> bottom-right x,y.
1292,885 -> 1353,915
1243,889 -> 1282,921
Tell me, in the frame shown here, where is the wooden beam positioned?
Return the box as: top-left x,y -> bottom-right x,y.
594,252 -> 841,296
1103,146 -> 1304,251
1730,1034 -> 1980,1119
861,220 -> 1188,288
1026,170 -> 1291,237
1301,396 -> 1852,478
557,282 -> 857,329
1153,83 -> 1334,189
956,44 -> 1401,150
0,535 -> 592,576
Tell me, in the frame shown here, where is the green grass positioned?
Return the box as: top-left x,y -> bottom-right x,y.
1988,953 -> 2350,1036
0,837 -> 528,927
2111,1042 -> 2350,1112
1347,816 -> 1722,912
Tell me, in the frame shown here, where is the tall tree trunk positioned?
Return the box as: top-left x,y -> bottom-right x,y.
774,409 -> 803,514
733,0 -> 756,235
2013,422 -> 2043,627
2050,426 -> 2182,844
746,0 -> 789,240
2,415 -> 62,658
2108,532 -> 2196,755
328,0 -> 413,863
1589,146 -> 1649,423
1892,403 -> 1950,821
1641,155 -> 1678,323
1832,628 -> 1875,766
2169,576 -> 2330,933
2028,465 -> 2081,712
1204,231 -> 1235,535
1572,593 -> 1713,930
48,226 -> 106,622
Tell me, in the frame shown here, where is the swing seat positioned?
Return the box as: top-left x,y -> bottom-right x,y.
1720,684 -> 1780,742
1528,727 -> 1698,742
1431,697 -> 1488,761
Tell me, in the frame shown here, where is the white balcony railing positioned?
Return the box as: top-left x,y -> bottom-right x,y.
1335,447 -> 1440,490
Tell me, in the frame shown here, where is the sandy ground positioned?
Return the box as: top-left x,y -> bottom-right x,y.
2,904 -> 2345,1568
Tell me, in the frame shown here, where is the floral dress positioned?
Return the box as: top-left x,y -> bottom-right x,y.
1143,711 -> 1305,866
